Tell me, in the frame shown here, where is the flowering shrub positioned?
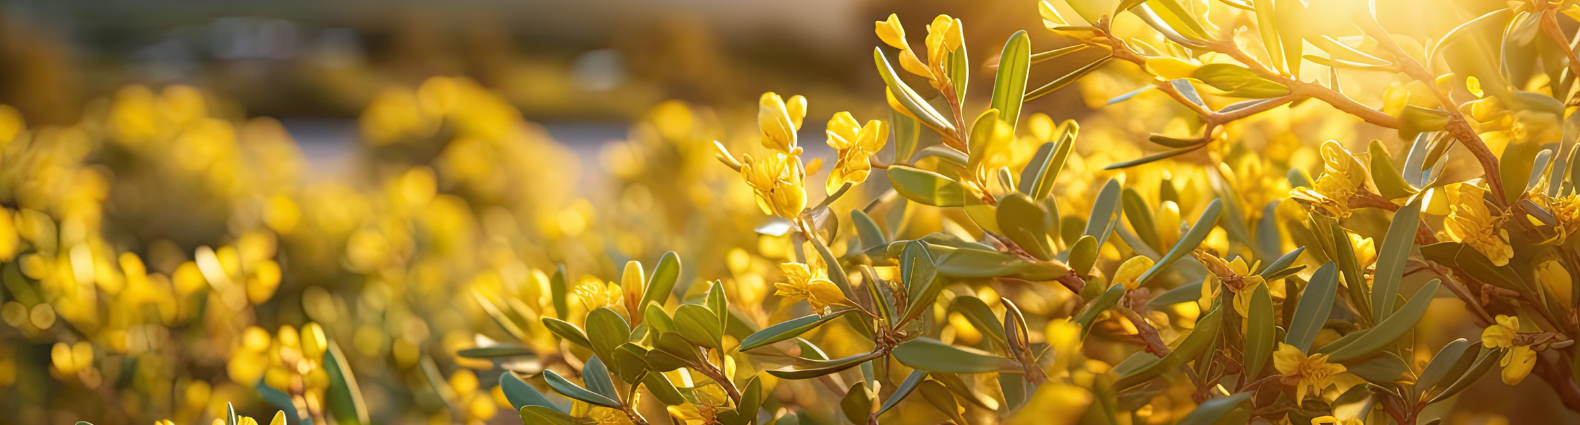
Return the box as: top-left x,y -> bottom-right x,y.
12,0 -> 1580,424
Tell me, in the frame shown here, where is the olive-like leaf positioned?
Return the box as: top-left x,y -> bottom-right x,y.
1073,283 -> 1126,336
1243,284 -> 1275,378
991,30 -> 1032,130
878,370 -> 929,415
1417,338 -> 1471,392
1138,199 -> 1222,285
767,350 -> 883,379
950,296 -> 1010,353
541,317 -> 593,349
738,311 -> 851,352
257,381 -> 312,425
675,305 -> 723,349
1177,392 -> 1251,425
500,372 -> 564,413
542,369 -> 621,408
323,342 -> 368,425
586,307 -> 632,362
643,372 -> 686,406
1285,262 -> 1338,352
519,406 -> 577,425
1323,280 -> 1441,362
840,382 -> 876,424
1369,139 -> 1418,199
1023,122 -> 1078,200
998,193 -> 1054,260
898,240 -> 942,327
1372,197 -> 1421,321
874,48 -> 954,132
888,165 -> 966,207
893,338 -> 1023,374
640,252 -> 681,311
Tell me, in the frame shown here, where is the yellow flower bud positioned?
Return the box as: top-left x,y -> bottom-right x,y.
301,323 -> 327,360
875,14 -> 908,50
1538,260 -> 1573,304
1112,256 -> 1154,290
757,92 -> 800,154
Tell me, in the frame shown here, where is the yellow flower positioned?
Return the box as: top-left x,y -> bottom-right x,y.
757,92 -> 806,154
774,262 -> 846,312
1037,1 -> 1069,28
1539,260 -> 1574,304
1274,342 -> 1347,405
1311,416 -> 1363,425
740,152 -> 808,219
1542,194 -> 1580,241
1112,256 -> 1154,290
875,14 -> 963,91
1482,315 -> 1519,348
1349,233 -> 1376,269
573,279 -> 624,312
1502,345 -> 1537,385
1291,141 -> 1365,218
1444,184 -> 1513,266
825,112 -> 889,194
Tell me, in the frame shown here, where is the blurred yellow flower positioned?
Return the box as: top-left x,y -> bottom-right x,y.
1274,342 -> 1347,405
1291,141 -> 1365,218
1539,260 -> 1574,304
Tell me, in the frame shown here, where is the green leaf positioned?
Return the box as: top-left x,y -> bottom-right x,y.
257,380 -> 312,425
457,345 -> 538,360
852,210 -> 887,252
840,383 -> 876,424
1177,393 -> 1251,425
643,372 -> 686,406
1285,262 -> 1338,352
917,380 -> 969,424
582,356 -> 620,402
967,109 -> 1004,170
1138,199 -> 1221,285
898,241 -> 942,327
611,343 -> 651,384
888,165 -> 966,207
991,30 -> 1032,131
894,338 -> 1023,374
1073,283 -> 1127,336
543,369 -> 621,408
1103,145 -> 1205,170
879,370 -> 928,414
874,48 -> 954,132
1121,188 -> 1163,252
1026,56 -> 1112,101
1243,284 -> 1275,378
1372,197 -> 1421,321
1031,45 -> 1090,65
1417,338 -> 1471,392
1024,123 -> 1078,200
323,342 -> 368,425
1256,247 -> 1306,278
738,311 -> 851,352
501,372 -> 564,412
640,252 -> 682,311
1369,139 -> 1418,199
735,375 -> 764,424
950,296 -> 1010,353
1084,179 -> 1123,246
893,108 -> 921,163
1190,63 -> 1289,98
542,317 -> 592,349
1117,307 -> 1222,389
550,265 -> 569,320
645,304 -> 675,338
706,280 -> 728,325
1068,235 -> 1099,276
1323,280 -> 1441,362
519,406 -> 577,425
1428,346 -> 1501,404
586,308 -> 632,363
675,305 -> 723,349
768,350 -> 884,379
998,193 -> 1054,260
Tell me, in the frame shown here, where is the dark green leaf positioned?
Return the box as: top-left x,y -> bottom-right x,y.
738,311 -> 851,352
542,368 -> 621,408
